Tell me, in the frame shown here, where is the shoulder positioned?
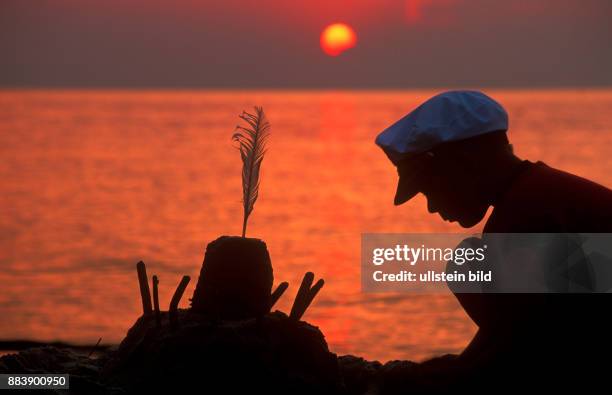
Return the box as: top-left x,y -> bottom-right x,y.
485,161 -> 612,232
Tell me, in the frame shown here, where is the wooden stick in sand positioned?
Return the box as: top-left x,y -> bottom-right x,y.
136,261 -> 152,315
152,275 -> 161,327
290,272 -> 325,321
87,337 -> 102,358
270,281 -> 289,311
169,275 -> 191,328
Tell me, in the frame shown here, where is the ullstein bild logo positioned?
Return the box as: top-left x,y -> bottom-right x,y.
361,233 -> 612,294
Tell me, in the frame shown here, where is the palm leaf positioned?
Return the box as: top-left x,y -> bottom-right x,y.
232,106 -> 270,237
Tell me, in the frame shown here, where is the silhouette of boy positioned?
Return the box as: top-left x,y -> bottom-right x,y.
376,91 -> 612,391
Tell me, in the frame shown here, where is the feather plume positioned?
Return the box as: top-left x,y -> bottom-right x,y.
232,106 -> 270,237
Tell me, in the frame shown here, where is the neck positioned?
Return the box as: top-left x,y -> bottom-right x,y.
478,153 -> 525,206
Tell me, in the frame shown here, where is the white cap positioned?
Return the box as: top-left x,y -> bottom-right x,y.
375,90 -> 508,166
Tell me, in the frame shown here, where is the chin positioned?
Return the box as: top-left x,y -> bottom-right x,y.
457,218 -> 478,228
456,211 -> 487,228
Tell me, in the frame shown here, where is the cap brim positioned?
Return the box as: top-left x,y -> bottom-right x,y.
394,173 -> 420,206
392,152 -> 432,206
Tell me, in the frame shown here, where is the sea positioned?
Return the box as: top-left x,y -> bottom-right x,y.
1,89 -> 611,362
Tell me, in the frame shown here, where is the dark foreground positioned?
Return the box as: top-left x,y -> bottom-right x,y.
1,309 -> 463,395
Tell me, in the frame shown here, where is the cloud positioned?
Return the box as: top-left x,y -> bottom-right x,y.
404,0 -> 458,27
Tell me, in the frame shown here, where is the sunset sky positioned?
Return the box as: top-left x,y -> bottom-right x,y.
1,0 -> 611,88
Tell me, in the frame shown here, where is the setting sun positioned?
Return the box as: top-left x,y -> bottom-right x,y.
320,23 -> 357,57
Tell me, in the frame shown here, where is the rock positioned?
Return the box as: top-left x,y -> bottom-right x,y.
191,236 -> 273,320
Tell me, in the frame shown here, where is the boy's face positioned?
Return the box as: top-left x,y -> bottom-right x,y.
414,156 -> 490,228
